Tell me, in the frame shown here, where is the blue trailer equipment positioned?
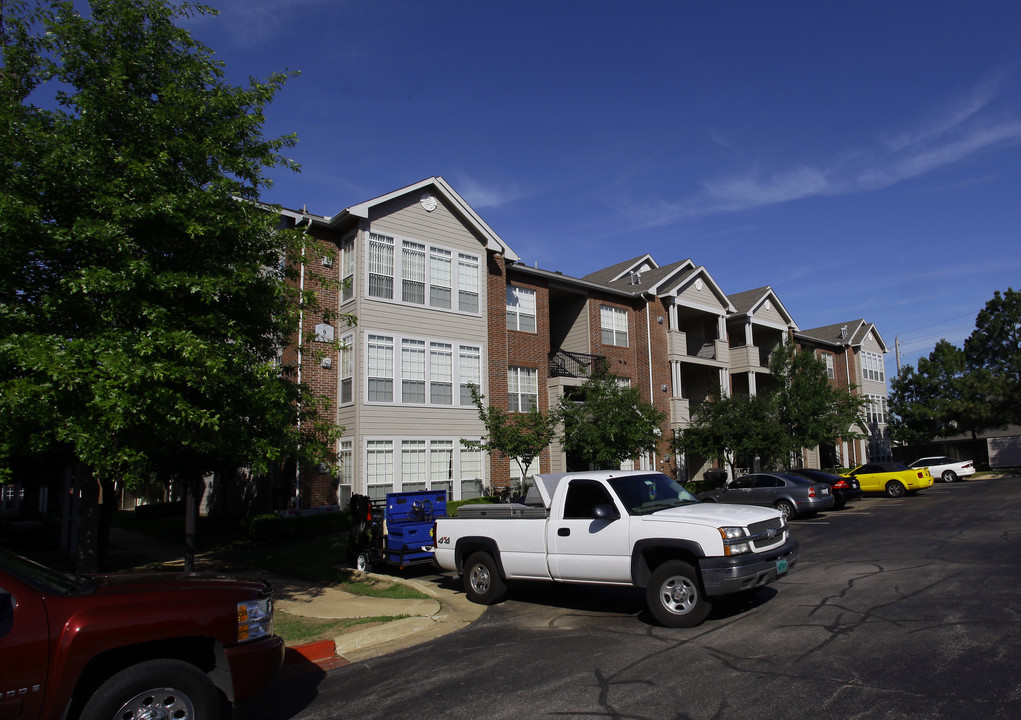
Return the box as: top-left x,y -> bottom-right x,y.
348,490 -> 447,571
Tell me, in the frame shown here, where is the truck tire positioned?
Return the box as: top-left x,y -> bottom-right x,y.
356,551 -> 372,572
463,551 -> 507,605
79,658 -> 218,720
646,560 -> 711,628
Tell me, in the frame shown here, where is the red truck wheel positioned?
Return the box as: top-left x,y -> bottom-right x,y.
79,659 -> 218,720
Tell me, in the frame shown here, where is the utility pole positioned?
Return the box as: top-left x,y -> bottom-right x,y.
895,336 -> 902,374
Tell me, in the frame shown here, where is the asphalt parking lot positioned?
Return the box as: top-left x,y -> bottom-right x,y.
258,473 -> 1021,720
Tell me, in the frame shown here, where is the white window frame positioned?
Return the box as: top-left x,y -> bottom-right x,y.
508,366 -> 538,412
506,286 -> 537,333
600,305 -> 629,347
822,352 -> 835,379
365,332 -> 482,407
862,351 -> 885,382
341,234 -> 355,304
365,232 -> 481,315
340,333 -> 354,404
363,438 -> 481,500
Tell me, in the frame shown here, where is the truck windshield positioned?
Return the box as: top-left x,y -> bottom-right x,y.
0,548 -> 83,595
608,473 -> 699,515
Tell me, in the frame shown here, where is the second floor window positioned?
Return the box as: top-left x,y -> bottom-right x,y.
368,333 -> 481,407
507,286 -> 536,332
863,351 -> 885,382
508,366 -> 538,412
822,352 -> 835,379
340,333 -> 354,404
601,305 -> 628,347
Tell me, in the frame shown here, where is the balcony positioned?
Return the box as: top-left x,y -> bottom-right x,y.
667,330 -> 730,367
549,349 -> 607,379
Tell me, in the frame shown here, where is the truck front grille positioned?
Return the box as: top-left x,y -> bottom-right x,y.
748,517 -> 786,552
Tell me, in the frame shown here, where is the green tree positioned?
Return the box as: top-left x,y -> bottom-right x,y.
0,0 -> 342,570
889,340 -> 967,445
558,369 -> 667,470
965,288 -> 1021,426
461,385 -> 561,493
673,392 -> 783,477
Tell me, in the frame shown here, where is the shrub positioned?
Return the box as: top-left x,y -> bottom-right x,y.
446,496 -> 500,517
248,510 -> 351,543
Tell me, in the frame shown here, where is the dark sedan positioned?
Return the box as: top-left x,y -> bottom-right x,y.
697,471 -> 835,520
787,468 -> 863,509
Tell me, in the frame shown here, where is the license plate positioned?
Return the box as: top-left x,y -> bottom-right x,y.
777,559 -> 789,575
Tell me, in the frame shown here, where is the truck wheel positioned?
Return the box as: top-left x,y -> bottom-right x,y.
885,480 -> 906,498
356,551 -> 372,572
79,659 -> 218,720
463,551 -> 507,605
646,560 -> 711,628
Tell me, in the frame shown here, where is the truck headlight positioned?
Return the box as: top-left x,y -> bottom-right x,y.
719,526 -> 751,556
238,597 -> 274,642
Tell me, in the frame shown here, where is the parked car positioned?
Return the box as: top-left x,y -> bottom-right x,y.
786,468 -> 863,509
908,456 -> 976,483
0,548 -> 284,720
843,461 -> 934,497
697,472 -> 835,519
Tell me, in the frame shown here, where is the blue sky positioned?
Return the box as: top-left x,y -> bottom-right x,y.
183,0 -> 1021,374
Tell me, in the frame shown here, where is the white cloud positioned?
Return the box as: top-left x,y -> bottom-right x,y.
451,175 -> 529,209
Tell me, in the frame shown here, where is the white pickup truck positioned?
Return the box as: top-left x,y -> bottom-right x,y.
433,470 -> 798,627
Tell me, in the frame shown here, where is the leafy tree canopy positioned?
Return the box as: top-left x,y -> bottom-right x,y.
0,0 -> 339,489
558,368 -> 667,470
964,288 -> 1021,425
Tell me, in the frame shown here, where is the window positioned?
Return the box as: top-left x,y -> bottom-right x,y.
866,395 -> 888,425
429,247 -> 452,309
338,440 -> 353,489
822,352 -> 835,379
506,286 -> 536,332
458,254 -> 480,313
431,440 -> 454,497
402,339 -> 426,403
341,235 -> 355,303
460,447 -> 484,499
366,232 -> 479,313
459,345 -> 481,405
510,456 -> 538,493
366,333 -> 481,407
366,440 -> 394,500
508,367 -> 538,412
402,440 -> 427,491
863,351 -> 885,382
402,240 -> 426,304
368,233 -> 394,299
600,305 -> 628,347
430,342 -> 453,405
340,334 -> 354,404
368,334 -> 394,402
563,480 -> 614,519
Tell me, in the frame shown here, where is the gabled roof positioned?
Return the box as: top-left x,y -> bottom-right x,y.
728,286 -> 799,329
305,176 -> 519,261
660,266 -> 736,313
582,255 -> 660,285
796,319 -> 888,352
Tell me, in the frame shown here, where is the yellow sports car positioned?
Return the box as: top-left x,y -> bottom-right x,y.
843,462 -> 933,498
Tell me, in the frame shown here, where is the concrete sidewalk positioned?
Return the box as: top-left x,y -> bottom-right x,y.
107,527 -> 484,668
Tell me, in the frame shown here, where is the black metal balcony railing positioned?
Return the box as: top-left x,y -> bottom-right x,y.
549,349 -> 607,379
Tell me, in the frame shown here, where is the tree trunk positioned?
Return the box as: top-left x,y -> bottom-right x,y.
75,467 -> 100,575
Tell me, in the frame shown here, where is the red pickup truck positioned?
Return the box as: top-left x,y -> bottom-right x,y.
0,548 -> 284,720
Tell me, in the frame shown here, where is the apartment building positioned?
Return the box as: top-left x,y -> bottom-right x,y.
281,177 -> 890,507
795,320 -> 892,467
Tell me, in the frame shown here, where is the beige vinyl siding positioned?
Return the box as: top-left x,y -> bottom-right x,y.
675,278 -> 728,314
752,301 -> 786,328
858,333 -> 888,396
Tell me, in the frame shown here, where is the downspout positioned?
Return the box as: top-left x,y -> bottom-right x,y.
644,293 -> 656,471
845,345 -> 854,466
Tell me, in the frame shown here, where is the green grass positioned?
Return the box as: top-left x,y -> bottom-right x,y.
274,611 -> 409,646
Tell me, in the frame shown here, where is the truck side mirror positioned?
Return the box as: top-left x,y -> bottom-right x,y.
592,504 -> 619,521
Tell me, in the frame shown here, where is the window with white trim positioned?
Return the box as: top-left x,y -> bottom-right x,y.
341,235 -> 355,303
459,345 -> 481,405
458,254 -> 480,313
430,247 -> 452,309
340,333 -> 354,404
368,233 -> 394,299
402,440 -> 427,491
338,440 -> 353,488
401,339 -> 426,403
510,456 -> 538,492
506,286 -> 536,332
402,240 -> 426,304
368,334 -> 394,402
366,333 -> 481,407
600,305 -> 628,347
863,351 -> 885,382
508,367 -> 538,412
366,440 -> 393,500
365,232 -> 480,314
431,440 -> 454,497
460,447 -> 484,499
822,352 -> 835,379
430,342 -> 453,405
866,395 -> 888,425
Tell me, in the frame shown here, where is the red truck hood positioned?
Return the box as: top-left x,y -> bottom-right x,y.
86,571 -> 272,597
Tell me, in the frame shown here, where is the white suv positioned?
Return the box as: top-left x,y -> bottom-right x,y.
908,456 -> 976,483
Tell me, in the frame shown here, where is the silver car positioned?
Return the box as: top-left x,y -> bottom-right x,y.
698,472 -> 835,520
